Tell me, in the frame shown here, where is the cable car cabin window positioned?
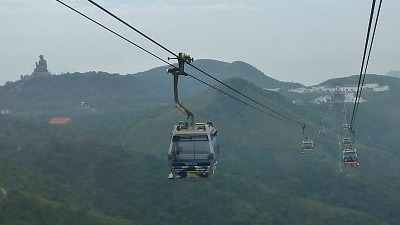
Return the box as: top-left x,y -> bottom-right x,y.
211,133 -> 220,160
172,135 -> 210,160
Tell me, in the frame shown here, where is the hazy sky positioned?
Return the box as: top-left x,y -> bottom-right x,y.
1,0 -> 399,85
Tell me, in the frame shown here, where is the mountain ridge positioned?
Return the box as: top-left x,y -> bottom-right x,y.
0,59 -> 302,116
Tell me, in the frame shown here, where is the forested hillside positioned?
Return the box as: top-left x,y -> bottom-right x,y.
0,64 -> 400,224
0,60 -> 301,116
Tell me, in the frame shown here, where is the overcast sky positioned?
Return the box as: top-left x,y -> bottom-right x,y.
1,0 -> 399,85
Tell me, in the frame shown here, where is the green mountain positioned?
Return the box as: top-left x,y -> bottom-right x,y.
0,59 -> 301,117
1,65 -> 400,224
132,59 -> 303,90
0,71 -> 171,117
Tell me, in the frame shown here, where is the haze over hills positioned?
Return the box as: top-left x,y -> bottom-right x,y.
317,73 -> 400,87
385,71 -> 400,78
1,60 -> 400,224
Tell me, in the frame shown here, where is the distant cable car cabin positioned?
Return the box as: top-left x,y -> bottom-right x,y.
343,148 -> 359,166
342,137 -> 352,146
301,138 -> 314,154
168,121 -> 220,179
301,123 -> 314,154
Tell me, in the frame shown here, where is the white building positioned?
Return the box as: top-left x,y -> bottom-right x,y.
289,83 -> 389,94
373,86 -> 389,92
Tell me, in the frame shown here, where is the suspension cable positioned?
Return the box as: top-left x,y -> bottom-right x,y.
55,0 -> 171,66
187,74 -> 299,127
350,0 -> 382,129
85,0 -> 304,126
187,63 -> 303,126
350,0 -> 377,127
86,0 -> 178,58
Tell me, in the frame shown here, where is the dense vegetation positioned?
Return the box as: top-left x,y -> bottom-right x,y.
0,61 -> 399,224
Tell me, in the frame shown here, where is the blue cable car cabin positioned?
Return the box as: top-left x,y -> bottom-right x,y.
168,122 -> 220,179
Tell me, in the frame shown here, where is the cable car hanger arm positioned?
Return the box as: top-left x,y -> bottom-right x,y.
168,53 -> 195,127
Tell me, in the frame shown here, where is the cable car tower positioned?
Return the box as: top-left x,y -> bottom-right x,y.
167,53 -> 220,179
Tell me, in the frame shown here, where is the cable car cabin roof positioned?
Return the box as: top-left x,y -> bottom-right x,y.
172,122 -> 217,136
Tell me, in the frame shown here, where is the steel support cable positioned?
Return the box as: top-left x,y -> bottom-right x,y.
187,74 -> 299,127
85,0 -> 304,127
350,0 -> 376,126
55,0 -> 300,127
350,0 -> 378,128
186,63 -> 304,126
343,101 -> 348,124
54,0 -> 171,67
86,0 -> 178,58
351,0 -> 382,127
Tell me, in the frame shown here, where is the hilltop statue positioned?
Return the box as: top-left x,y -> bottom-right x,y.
34,55 -> 48,72
31,54 -> 51,77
